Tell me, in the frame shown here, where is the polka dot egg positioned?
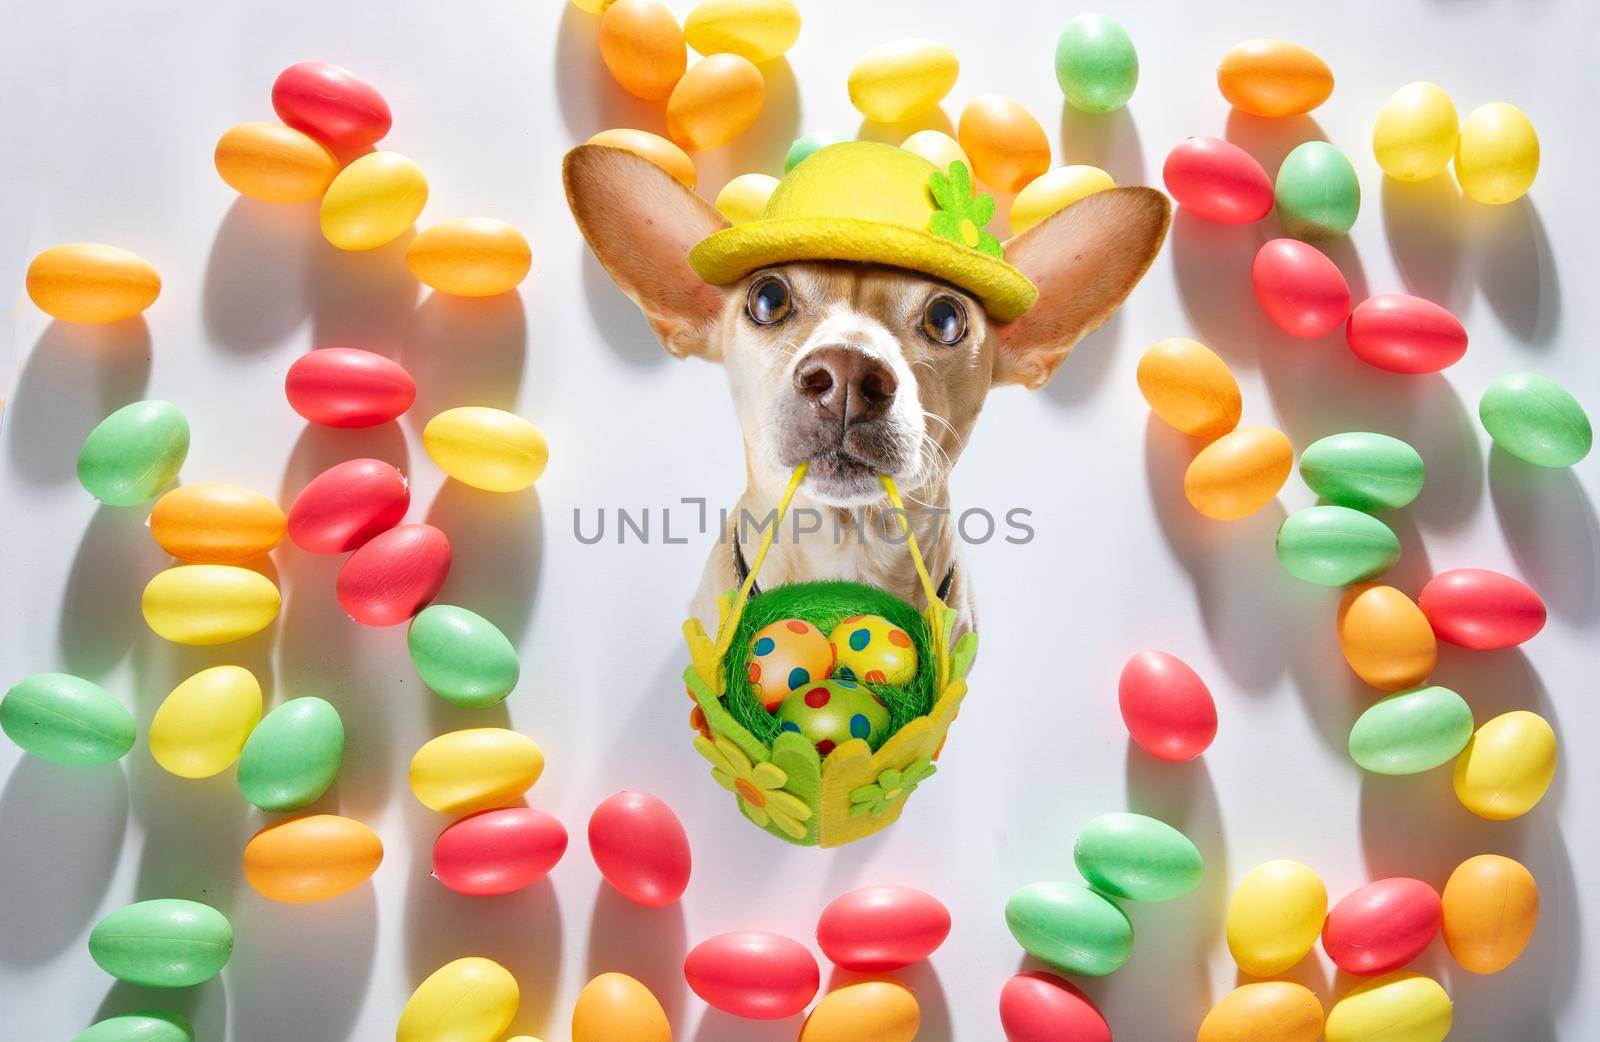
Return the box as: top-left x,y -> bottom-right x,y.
829,614 -> 918,686
776,678 -> 890,757
747,618 -> 835,711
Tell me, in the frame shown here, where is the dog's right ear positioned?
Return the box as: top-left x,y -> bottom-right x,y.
564,145 -> 732,360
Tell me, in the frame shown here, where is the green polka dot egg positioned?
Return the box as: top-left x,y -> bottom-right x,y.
747,618 -> 836,711
775,678 -> 891,757
829,614 -> 918,686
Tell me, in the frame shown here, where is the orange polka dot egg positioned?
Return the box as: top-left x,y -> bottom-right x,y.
830,614 -> 918,686
747,618 -> 836,711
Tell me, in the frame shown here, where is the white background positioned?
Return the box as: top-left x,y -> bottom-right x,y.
2,1 -> 1595,1039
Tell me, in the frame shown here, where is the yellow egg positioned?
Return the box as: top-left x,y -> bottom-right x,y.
1442,853 -> 1539,974
141,564 -> 281,645
1226,860 -> 1328,977
1199,982 -> 1324,1042
899,130 -> 969,173
404,219 -> 532,298
397,957 -> 519,1042
667,53 -> 766,151
847,39 -> 959,124
570,0 -> 603,11
320,151 -> 429,251
1453,710 -> 1557,820
715,173 -> 781,224
1136,338 -> 1242,441
684,0 -> 800,63
587,128 -> 698,189
1182,426 -> 1293,521
572,972 -> 671,1042
409,728 -> 544,814
1454,102 -> 1539,205
957,95 -> 1051,193
149,666 -> 262,778
149,483 -> 286,563
1324,972 -> 1452,1042
213,121 -> 340,203
423,406 -> 549,492
242,815 -> 383,903
1010,165 -> 1115,233
599,0 -> 687,101
25,243 -> 161,324
1336,584 -> 1437,692
800,981 -> 920,1042
1372,82 -> 1458,183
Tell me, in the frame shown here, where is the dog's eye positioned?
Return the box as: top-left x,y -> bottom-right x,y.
921,295 -> 968,345
745,274 -> 793,325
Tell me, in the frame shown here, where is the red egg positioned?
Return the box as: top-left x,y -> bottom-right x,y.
1322,877 -> 1441,976
1345,294 -> 1467,374
272,61 -> 392,150
1419,568 -> 1546,650
1118,651 -> 1218,762
999,970 -> 1112,1042
286,458 -> 409,553
588,791 -> 691,908
683,931 -> 820,1020
1162,137 -> 1273,224
285,348 -> 416,428
816,885 -> 951,972
335,523 -> 450,626
432,807 -> 568,896
1251,239 -> 1351,339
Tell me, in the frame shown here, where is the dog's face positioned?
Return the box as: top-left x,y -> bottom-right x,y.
565,146 -> 1170,505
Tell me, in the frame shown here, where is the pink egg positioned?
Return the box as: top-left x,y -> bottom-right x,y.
683,931 -> 819,1020
999,971 -> 1112,1042
432,807 -> 568,896
1345,294 -> 1467,374
1322,877 -> 1442,975
285,348 -> 416,428
1251,239 -> 1351,338
1419,569 -> 1546,650
335,523 -> 451,626
816,885 -> 951,972
1118,651 -> 1218,762
1162,137 -> 1273,224
272,61 -> 392,150
286,458 -> 409,553
588,791 -> 691,908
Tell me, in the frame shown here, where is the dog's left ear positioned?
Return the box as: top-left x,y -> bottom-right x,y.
992,186 -> 1171,389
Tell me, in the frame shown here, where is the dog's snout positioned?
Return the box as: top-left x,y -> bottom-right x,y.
793,346 -> 898,426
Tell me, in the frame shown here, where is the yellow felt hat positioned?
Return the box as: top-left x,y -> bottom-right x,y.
689,141 -> 1039,321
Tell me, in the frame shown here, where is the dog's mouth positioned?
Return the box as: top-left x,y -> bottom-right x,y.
776,424 -> 917,506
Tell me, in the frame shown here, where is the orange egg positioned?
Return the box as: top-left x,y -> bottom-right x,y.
213,121 -> 340,203
1442,854 -> 1539,974
1336,584 -> 1437,692
957,95 -> 1050,193
149,483 -> 287,563
599,0 -> 687,101
667,54 -> 765,151
587,128 -> 698,189
242,814 -> 383,903
1182,427 -> 1293,520
1217,40 -> 1333,118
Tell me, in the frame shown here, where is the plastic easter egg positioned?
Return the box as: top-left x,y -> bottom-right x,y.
1455,103 -> 1539,205
71,1010 -> 195,1042
1199,982 -> 1323,1042
1118,650 -> 1217,761
1135,337 -> 1242,441
1073,811 -> 1203,902
320,151 -> 428,251
715,172 -> 780,223
958,95 -> 1050,193
1,673 -> 135,766
1275,141 -> 1359,239
799,981 -> 920,1042
599,0 -> 686,101
1324,973 -> 1452,1042
286,458 -> 410,553
1251,238 -> 1350,338
77,400 -> 189,506
397,957 -> 519,1042
998,970 -> 1111,1042
900,130 -> 970,173
336,523 -> 451,626
572,972 -> 670,1042
1162,137 -> 1273,224
684,0 -> 800,63
1419,568 -> 1545,649
150,483 -> 286,563
1348,686 -> 1473,775
1298,432 -> 1425,513
848,39 -> 959,124
285,347 -> 416,428
1373,83 -> 1458,183
1054,14 -> 1138,114
149,666 -> 261,778
1226,860 -> 1328,976
410,728 -> 544,814
141,565 -> 280,645
26,243 -> 161,324
816,885 -> 951,971
667,54 -> 765,151
271,61 -> 391,150
433,807 -> 568,895
424,406 -> 549,492
1453,710 -> 1557,820
213,122 -> 339,203
1004,882 -> 1132,976
830,614 -> 917,685
1011,166 -> 1115,234
1337,584 -> 1437,692
236,696 -> 345,811
588,790 -> 692,907
405,219 -> 532,298
1276,506 -> 1402,586
776,678 -> 891,755
1346,294 -> 1467,374
684,931 -> 820,1019
746,617 -> 836,710
1479,371 -> 1592,467
1323,878 -> 1442,975
1216,39 -> 1333,118
1442,854 -> 1538,973
243,814 -> 383,903
1183,426 -> 1293,520
786,131 -> 849,172
409,604 -> 520,708
88,899 -> 233,987
587,128 -> 698,189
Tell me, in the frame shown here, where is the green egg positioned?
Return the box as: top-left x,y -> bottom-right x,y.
1276,505 -> 1401,586
1054,13 -> 1139,114
1072,811 -> 1204,902
88,899 -> 233,987
785,132 -> 848,171
1299,432 -> 1425,512
1004,881 -> 1133,976
72,1010 -> 195,1042
76,400 -> 190,506
1479,371 -> 1593,468
1274,141 -> 1360,239
1,672 -> 135,766
236,696 -> 344,811
1349,685 -> 1474,775
407,605 -> 520,708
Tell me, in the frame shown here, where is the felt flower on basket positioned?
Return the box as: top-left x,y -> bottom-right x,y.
694,734 -> 813,839
928,162 -> 1003,259
850,758 -> 937,817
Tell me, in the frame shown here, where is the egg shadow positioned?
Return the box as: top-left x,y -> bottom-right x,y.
59,505 -> 172,679
201,197 -> 321,355
309,231 -> 421,352
1488,446 -> 1599,622
1381,175 -> 1469,310
93,978 -> 227,1042
423,481 -> 543,645
584,883 -> 690,1031
552,1 -> 671,143
400,290 -> 529,424
1168,210 -> 1267,365
226,887 -> 377,1042
855,107 -> 956,149
1222,111 -> 1328,180
1058,104 -> 1146,184
1468,197 -> 1561,348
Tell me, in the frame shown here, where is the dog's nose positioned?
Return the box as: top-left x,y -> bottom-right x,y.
793,347 -> 898,426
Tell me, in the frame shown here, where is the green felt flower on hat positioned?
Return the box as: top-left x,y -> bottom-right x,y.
849,758 -> 937,817
928,162 -> 1003,259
